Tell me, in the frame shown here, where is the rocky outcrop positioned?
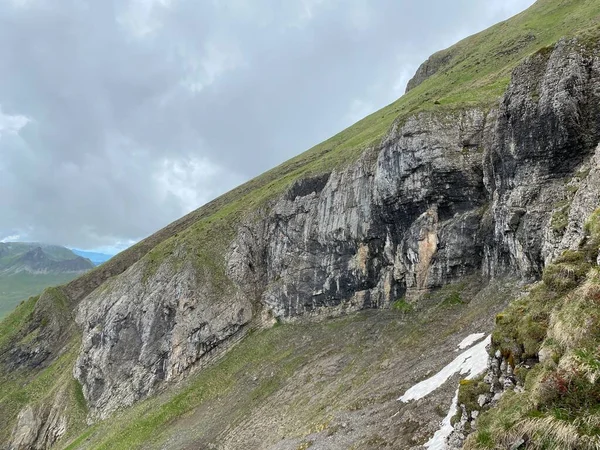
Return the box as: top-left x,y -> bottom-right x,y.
447,349 -> 528,449
405,48 -> 456,92
74,259 -> 253,420
70,38 -> 600,424
10,393 -> 68,450
483,40 -> 600,279
228,108 -> 489,320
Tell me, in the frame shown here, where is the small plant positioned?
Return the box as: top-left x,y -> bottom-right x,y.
542,250 -> 590,293
538,370 -> 569,405
392,297 -> 413,313
434,403 -> 448,417
442,291 -> 464,307
458,377 -> 490,414
551,201 -> 571,234
475,430 -> 494,448
575,167 -> 591,180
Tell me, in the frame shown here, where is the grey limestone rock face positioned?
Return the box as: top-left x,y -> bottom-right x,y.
447,347 -> 527,449
74,256 -> 252,420
9,394 -> 68,450
229,109 -> 490,321
405,48 -> 456,93
70,39 -> 600,423
483,40 -> 600,279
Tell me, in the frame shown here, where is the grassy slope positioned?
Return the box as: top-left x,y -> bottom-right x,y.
60,278 -> 515,450
0,287 -> 88,445
1,0 -> 600,447
139,0 -> 600,281
462,210 -> 600,449
0,273 -> 84,320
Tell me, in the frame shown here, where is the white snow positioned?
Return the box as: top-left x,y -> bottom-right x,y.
424,388 -> 459,450
398,335 -> 491,402
457,332 -> 486,350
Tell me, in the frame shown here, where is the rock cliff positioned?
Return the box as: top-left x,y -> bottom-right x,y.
3,2 -> 600,448
70,38 -> 600,422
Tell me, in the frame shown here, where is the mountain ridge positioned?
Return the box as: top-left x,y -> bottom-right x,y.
0,243 -> 94,320
0,243 -> 94,276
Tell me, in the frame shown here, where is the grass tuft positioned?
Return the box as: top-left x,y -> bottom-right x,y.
392,297 -> 414,313
465,209 -> 600,449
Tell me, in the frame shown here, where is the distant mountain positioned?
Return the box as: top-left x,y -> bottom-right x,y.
5,2 -> 600,449
71,249 -> 113,266
0,242 -> 94,275
0,243 -> 94,319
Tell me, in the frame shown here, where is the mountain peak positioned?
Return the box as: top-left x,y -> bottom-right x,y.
0,242 -> 94,275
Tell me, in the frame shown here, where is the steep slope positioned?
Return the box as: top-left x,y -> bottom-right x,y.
56,280 -> 519,450
2,0 -> 600,449
450,210 -> 600,449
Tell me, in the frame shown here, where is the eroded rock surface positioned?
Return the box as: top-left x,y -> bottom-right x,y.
10,394 -> 68,450
74,260 -> 252,420
70,39 -> 600,428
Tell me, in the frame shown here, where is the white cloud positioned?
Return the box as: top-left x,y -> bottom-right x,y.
82,240 -> 138,256
156,156 -> 243,213
298,0 -> 327,22
393,65 -> 418,94
0,234 -> 21,243
346,0 -> 373,32
0,106 -> 30,138
117,0 -> 174,37
488,0 -> 535,17
8,0 -> 35,8
181,41 -> 244,94
344,98 -> 376,125
0,0 -> 537,250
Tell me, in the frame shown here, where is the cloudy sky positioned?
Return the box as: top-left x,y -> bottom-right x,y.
0,0 -> 535,254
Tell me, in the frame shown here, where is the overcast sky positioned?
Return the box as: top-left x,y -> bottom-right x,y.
0,0 -> 535,254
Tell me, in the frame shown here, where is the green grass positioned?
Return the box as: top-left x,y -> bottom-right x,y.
0,295 -> 38,353
0,285 -> 84,444
551,199 -> 572,234
59,325 -> 308,449
463,209 -> 600,449
0,272 -> 81,320
135,0 -> 600,280
0,337 -> 86,444
441,291 -> 465,307
57,278 -> 514,450
2,0 -> 600,446
391,297 -> 413,313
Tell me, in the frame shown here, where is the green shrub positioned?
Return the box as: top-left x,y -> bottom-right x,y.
551,200 -> 571,234
458,377 -> 490,414
466,213 -> 600,449
542,251 -> 590,293
392,298 -> 413,313
442,291 -> 464,307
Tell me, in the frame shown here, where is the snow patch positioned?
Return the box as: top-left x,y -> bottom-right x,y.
398,335 -> 491,402
424,388 -> 459,450
457,332 -> 486,350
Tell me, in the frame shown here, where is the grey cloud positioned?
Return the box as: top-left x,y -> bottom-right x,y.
0,0 -> 534,250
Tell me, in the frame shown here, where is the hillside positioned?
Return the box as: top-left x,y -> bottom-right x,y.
0,243 -> 93,319
2,0 -> 600,449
